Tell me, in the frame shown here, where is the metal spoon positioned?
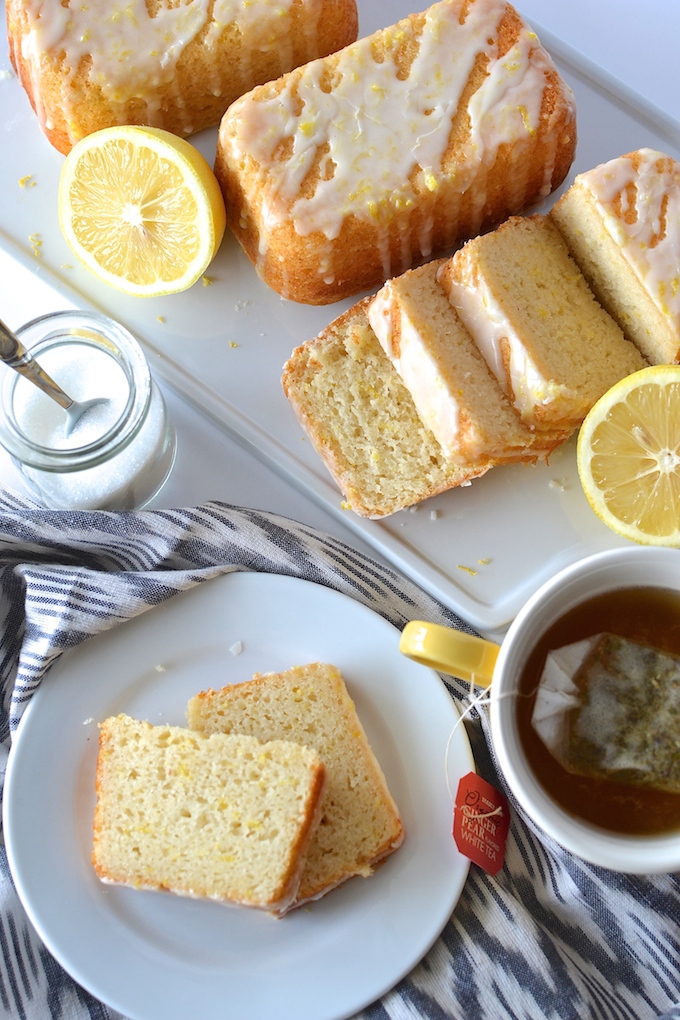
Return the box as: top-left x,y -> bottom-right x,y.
0,318 -> 108,438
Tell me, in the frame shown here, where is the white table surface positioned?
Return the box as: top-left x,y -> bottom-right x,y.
1,1 -> 678,630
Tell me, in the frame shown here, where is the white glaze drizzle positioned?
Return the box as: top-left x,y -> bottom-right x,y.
576,148 -> 680,329
224,0 -> 569,247
16,0 -> 310,136
441,260 -> 568,424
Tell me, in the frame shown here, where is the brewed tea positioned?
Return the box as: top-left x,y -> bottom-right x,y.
517,586 -> 680,836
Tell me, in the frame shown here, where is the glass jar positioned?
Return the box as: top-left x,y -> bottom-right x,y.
0,310 -> 176,510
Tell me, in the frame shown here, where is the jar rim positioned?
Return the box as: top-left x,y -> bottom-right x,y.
0,311 -> 152,471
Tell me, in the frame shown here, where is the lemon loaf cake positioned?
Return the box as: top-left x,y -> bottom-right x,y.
215,0 -> 576,304
92,714 -> 326,914
439,215 -> 647,429
7,0 -> 359,154
282,298 -> 494,517
550,149 -> 680,365
367,260 -> 573,464
188,662 -> 404,910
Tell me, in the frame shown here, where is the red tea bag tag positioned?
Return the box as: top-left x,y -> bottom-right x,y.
453,772 -> 509,875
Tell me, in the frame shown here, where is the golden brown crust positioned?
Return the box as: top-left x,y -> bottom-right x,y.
216,0 -> 577,305
7,0 -> 359,154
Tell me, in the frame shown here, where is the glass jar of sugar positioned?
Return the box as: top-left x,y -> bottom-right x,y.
0,310 -> 176,510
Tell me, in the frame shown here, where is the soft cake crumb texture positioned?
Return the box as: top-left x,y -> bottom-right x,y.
92,715 -> 325,911
187,663 -> 404,907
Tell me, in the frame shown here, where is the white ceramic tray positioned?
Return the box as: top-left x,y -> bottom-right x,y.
1,4 -> 679,634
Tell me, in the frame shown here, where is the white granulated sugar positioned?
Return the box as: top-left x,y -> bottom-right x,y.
229,641 -> 243,656
13,343 -> 168,510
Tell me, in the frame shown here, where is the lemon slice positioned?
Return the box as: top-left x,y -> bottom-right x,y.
577,365 -> 680,546
58,126 -> 226,297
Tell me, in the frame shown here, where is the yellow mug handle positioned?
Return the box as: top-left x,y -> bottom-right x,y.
399,620 -> 500,688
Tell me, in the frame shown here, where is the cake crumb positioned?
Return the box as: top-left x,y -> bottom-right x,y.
430,509 -> 440,520
457,564 -> 478,576
18,174 -> 36,188
229,341 -> 239,348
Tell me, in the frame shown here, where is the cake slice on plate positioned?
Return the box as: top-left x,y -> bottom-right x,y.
188,662 -> 404,910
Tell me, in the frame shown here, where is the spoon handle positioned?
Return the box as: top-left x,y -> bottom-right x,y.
0,318 -> 73,410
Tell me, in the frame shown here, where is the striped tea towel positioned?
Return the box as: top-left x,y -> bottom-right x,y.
0,492 -> 678,1020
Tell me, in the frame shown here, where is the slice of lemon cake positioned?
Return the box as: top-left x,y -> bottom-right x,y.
92,715 -> 326,914
439,215 -> 647,429
281,298 -> 493,518
187,663 -> 404,910
550,148 -> 680,365
367,260 -> 573,464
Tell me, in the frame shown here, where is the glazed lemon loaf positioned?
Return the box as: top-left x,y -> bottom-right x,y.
187,662 -> 404,909
550,149 -> 680,365
7,0 -> 359,154
439,215 -> 647,429
215,0 -> 576,304
92,714 -> 326,914
282,298 -> 494,517
367,260 -> 573,464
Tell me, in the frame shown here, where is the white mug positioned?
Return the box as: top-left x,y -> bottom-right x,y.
400,546 -> 680,874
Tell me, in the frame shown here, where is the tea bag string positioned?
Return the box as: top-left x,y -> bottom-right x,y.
444,675 -> 537,814
444,675 -> 493,805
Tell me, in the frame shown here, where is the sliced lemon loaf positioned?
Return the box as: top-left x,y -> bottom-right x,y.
550,148 -> 680,365
187,663 -> 404,910
92,715 -> 326,914
367,260 -> 573,464
282,298 -> 493,517
215,0 -> 576,303
439,215 -> 647,429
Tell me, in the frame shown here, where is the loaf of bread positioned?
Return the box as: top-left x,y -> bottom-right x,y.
439,215 -> 647,429
367,260 -> 573,464
282,298 -> 494,517
215,0 -> 577,305
187,662 -> 404,910
7,0 -> 359,154
550,149 -> 680,365
92,714 -> 326,914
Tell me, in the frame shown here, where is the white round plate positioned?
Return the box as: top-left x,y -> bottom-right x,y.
4,572 -> 474,1020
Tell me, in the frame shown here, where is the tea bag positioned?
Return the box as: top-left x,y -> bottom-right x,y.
531,633 -> 680,793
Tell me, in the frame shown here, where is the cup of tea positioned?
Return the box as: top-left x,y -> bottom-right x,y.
400,546 -> 680,874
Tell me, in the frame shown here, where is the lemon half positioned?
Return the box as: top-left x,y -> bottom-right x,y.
577,365 -> 680,546
58,126 -> 226,297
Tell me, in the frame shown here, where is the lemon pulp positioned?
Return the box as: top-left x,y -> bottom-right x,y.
59,126 -> 226,297
577,365 -> 680,546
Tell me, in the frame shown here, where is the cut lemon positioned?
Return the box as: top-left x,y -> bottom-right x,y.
577,365 -> 680,546
58,126 -> 226,297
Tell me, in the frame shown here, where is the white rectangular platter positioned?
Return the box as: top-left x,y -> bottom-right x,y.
1,3 -> 679,634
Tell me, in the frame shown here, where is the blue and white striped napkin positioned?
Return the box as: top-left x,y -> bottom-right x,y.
0,492 -> 678,1020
